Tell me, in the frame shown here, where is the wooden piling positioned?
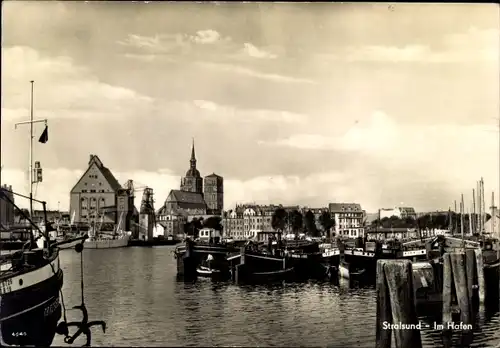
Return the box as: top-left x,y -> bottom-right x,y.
441,253 -> 453,348
445,252 -> 474,346
450,252 -> 473,323
376,261 -> 392,348
375,260 -> 422,348
474,248 -> 485,308
465,249 -> 477,309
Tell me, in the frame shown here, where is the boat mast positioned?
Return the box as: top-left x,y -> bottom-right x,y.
14,81 -> 48,247
491,191 -> 495,236
468,204 -> 472,236
481,178 -> 485,234
472,188 -> 476,234
477,181 -> 481,234
454,200 -> 458,234
29,80 -> 34,223
460,194 -> 464,241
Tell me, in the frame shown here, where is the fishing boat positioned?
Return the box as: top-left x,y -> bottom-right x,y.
0,190 -> 63,347
244,267 -> 295,283
84,212 -> 130,249
338,259 -> 366,280
0,81 -> 105,347
319,241 -> 341,279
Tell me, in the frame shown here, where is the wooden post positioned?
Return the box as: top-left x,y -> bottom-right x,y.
441,253 -> 453,348
376,260 -> 392,348
375,260 -> 422,348
465,249 -> 477,321
449,252 -> 473,346
474,248 -> 486,308
465,249 -> 477,305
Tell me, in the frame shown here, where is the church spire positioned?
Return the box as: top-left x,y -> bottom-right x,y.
190,138 -> 196,168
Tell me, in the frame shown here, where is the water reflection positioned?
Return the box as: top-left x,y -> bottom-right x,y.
51,246 -> 499,347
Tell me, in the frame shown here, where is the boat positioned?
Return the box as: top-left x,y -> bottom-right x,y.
195,254 -> 226,280
0,189 -> 65,347
84,212 -> 131,249
128,236 -> 180,247
245,267 -> 295,283
319,241 -> 341,280
196,265 -> 221,277
0,81 -> 105,347
338,259 -> 366,280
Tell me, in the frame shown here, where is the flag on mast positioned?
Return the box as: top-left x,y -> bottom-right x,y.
38,125 -> 48,143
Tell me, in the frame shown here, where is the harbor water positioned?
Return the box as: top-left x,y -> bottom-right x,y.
53,246 -> 500,347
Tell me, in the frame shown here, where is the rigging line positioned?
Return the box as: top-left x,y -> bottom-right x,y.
80,247 -> 85,305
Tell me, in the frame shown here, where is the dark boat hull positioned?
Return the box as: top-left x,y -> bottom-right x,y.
0,241 -> 26,251
0,253 -> 63,347
129,238 -> 181,247
245,267 -> 295,283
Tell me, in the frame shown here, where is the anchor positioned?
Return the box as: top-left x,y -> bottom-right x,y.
55,241 -> 107,346
59,304 -> 106,347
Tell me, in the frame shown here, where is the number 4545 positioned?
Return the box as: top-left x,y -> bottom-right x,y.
12,332 -> 27,337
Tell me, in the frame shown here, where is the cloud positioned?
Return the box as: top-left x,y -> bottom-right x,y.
117,34 -> 164,50
242,43 -> 277,59
1,46 -> 153,121
117,29 -> 229,55
198,62 -> 316,84
192,99 -> 308,124
189,29 -> 229,44
123,53 -> 157,62
328,27 -> 499,63
261,111 -> 500,199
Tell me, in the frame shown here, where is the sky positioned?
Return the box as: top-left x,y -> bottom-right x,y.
1,2 -> 499,213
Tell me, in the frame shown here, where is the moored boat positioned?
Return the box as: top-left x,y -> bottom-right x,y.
84,213 -> 131,249
338,259 -> 366,281
245,267 -> 295,283
0,81 -> 105,347
0,185 -> 65,347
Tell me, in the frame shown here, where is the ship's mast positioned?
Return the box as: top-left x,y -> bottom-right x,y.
472,188 -> 476,234
14,81 -> 48,247
477,181 -> 481,234
481,178 -> 485,234
460,194 -> 464,241
454,200 -> 458,234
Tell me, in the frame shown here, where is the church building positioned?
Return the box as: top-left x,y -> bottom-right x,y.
159,140 -> 224,218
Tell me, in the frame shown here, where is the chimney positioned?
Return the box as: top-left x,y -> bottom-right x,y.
89,154 -> 94,165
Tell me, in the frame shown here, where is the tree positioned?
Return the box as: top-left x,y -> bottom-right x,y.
203,216 -> 223,232
290,210 -> 303,234
304,210 -> 319,236
404,216 -> 416,227
380,217 -> 391,228
271,208 -> 287,232
318,211 -> 335,236
389,215 -> 400,227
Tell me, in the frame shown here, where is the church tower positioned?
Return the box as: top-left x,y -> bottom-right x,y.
180,139 -> 203,194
